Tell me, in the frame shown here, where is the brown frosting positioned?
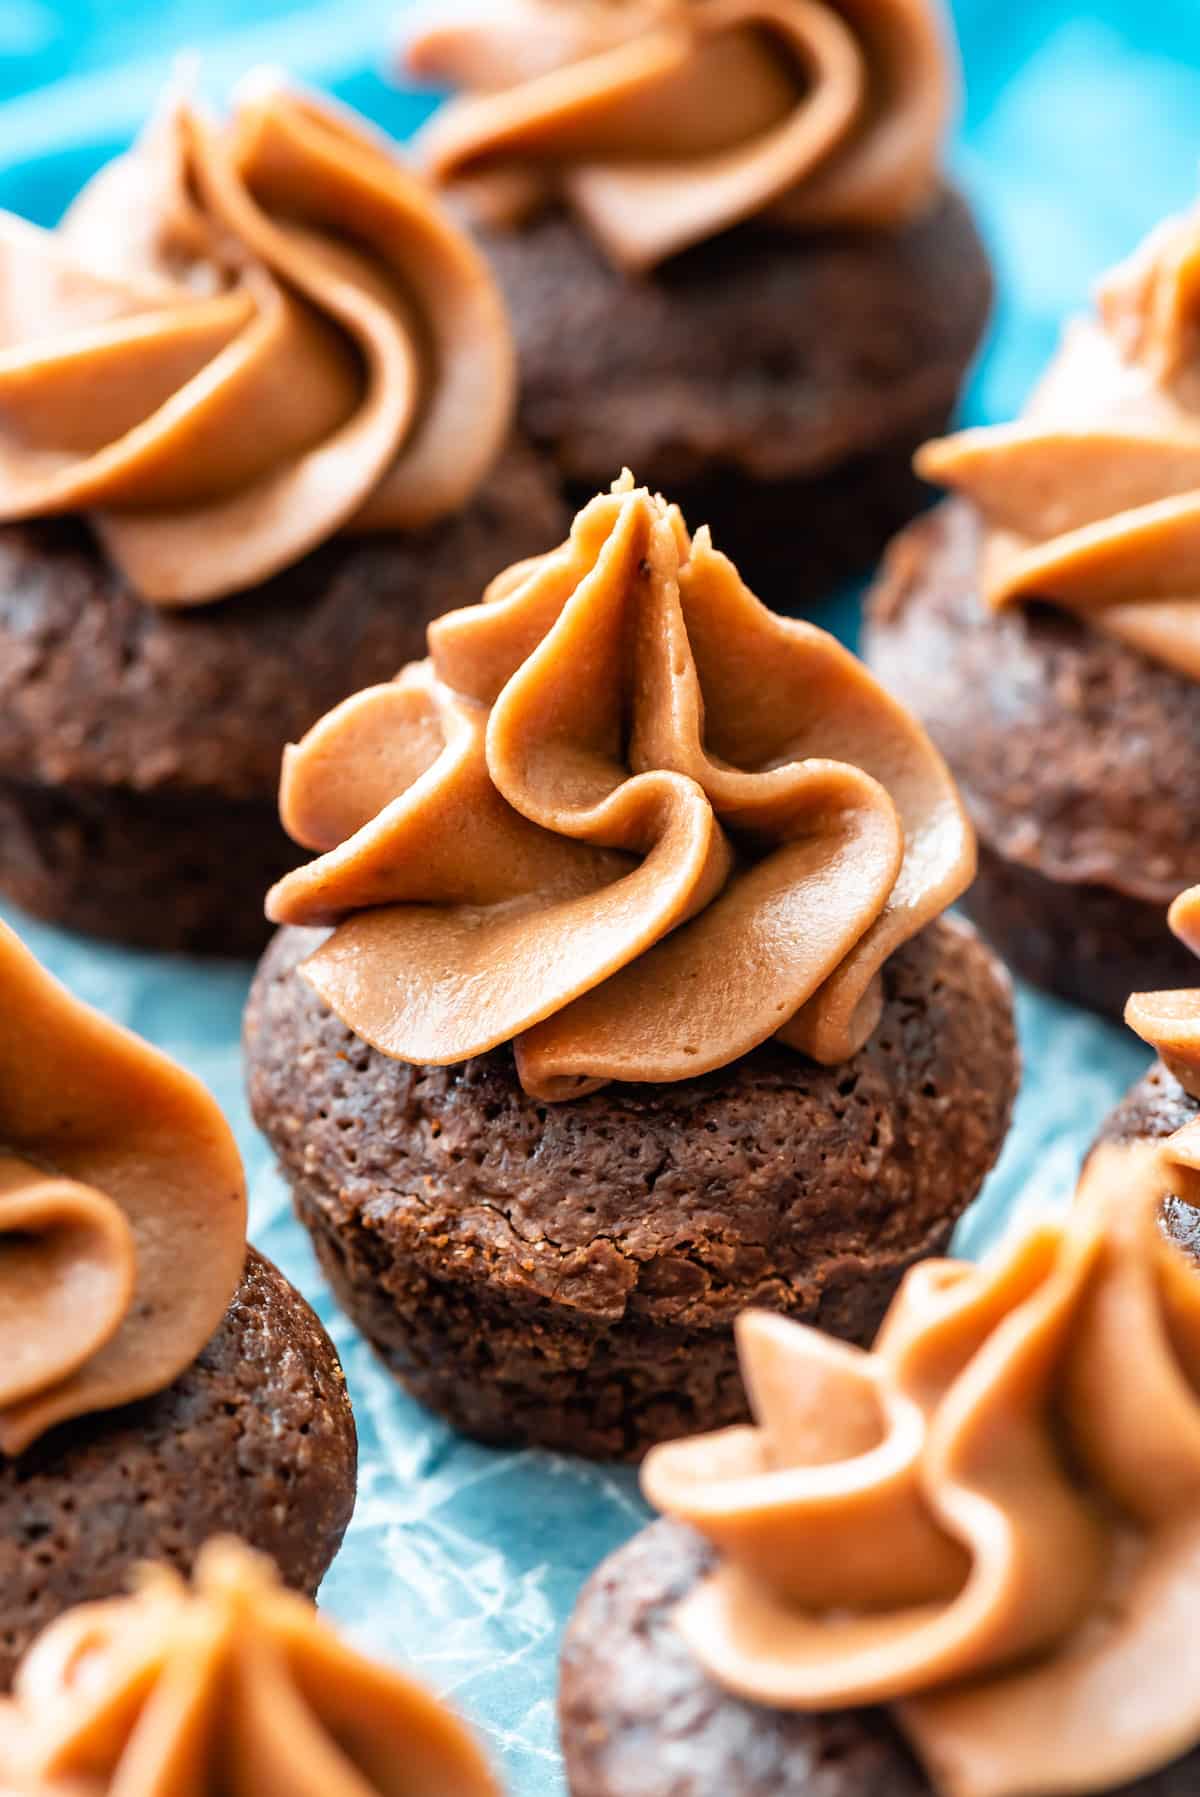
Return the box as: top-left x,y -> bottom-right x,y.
0,920 -> 245,1455
642,1123 -> 1200,1797
0,1538 -> 501,1796
919,202 -> 1200,680
266,476 -> 973,1099
0,76 -> 514,605
405,0 -> 954,272
1127,882 -> 1200,1092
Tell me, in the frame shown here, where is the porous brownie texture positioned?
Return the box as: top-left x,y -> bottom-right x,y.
865,500 -> 1200,1014
478,188 -> 992,601
0,1248 -> 357,1688
246,914 -> 1017,1460
558,1519 -> 1200,1797
0,447 -> 565,953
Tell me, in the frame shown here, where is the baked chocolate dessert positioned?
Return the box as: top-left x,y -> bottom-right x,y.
0,1538 -> 501,1793
402,0 -> 992,605
562,1127 -> 1200,1795
0,76 -> 564,954
247,477 -> 1016,1459
866,198 -> 1200,1013
0,919 -> 356,1681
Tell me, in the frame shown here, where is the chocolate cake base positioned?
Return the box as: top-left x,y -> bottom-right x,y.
478,188 -> 992,606
864,500 -> 1200,1017
559,1519 -> 1199,1797
245,914 -> 1017,1461
0,448 -> 565,955
0,1247 -> 357,1688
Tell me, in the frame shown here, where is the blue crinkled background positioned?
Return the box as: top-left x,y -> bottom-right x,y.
0,2 -> 1194,1788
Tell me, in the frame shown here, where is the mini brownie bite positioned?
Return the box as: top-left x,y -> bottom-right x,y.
0,921 -> 356,1684
0,1538 -> 501,1795
562,1127 -> 1200,1797
0,76 -> 565,954
866,200 -> 1200,1014
246,477 -> 1016,1459
400,0 -> 992,604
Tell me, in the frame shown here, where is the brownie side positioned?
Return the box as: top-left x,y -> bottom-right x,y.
864,500 -> 1200,904
558,1519 -> 1200,1797
0,779 -> 293,957
0,443 -> 566,803
245,914 -> 1017,1459
956,842 -> 1197,1020
0,1247 -> 357,1688
482,188 -> 991,493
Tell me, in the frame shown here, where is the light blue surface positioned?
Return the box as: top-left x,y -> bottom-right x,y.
0,2 -> 1195,1789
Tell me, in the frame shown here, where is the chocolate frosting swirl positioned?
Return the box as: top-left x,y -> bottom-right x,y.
920,202 -> 1200,679
1127,883 -> 1200,1093
0,1539 -> 500,1796
266,477 -> 973,1099
405,0 -> 954,272
0,77 -> 514,605
0,921 -> 245,1455
643,1125 -> 1200,1797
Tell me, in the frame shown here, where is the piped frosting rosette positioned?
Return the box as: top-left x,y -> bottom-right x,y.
1127,882 -> 1200,1091
0,1539 -> 500,1796
0,77 -> 514,605
266,476 -> 973,1100
920,200 -> 1200,679
0,922 -> 246,1455
642,1121 -> 1200,1797
405,0 -> 954,272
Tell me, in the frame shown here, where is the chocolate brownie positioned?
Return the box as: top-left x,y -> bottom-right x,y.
0,447 -> 566,955
0,1247 -> 357,1688
245,913 -> 1017,1461
864,500 -> 1200,1015
558,1519 -> 1200,1797
476,188 -> 992,604
1091,1059 -> 1200,1264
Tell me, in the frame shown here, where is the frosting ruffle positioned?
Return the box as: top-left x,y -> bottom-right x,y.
0,1539 -> 500,1796
405,0 -> 953,272
0,77 -> 514,605
0,921 -> 246,1455
642,1125 -> 1200,1797
267,477 -> 972,1098
919,201 -> 1200,680
1127,882 -> 1200,1093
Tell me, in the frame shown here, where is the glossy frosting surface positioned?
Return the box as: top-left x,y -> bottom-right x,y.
922,202 -> 1200,678
0,920 -> 245,1455
268,476 -> 973,1097
0,78 -> 514,604
407,0 -> 953,270
643,1126 -> 1200,1796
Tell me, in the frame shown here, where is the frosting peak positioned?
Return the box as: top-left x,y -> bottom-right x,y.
0,78 -> 514,605
0,1539 -> 501,1796
0,921 -> 246,1454
919,200 -> 1200,680
642,1127 -> 1200,1797
406,0 -> 954,271
266,477 -> 972,1097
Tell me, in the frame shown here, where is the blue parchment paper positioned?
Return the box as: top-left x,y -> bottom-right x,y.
2,1 -> 1198,1787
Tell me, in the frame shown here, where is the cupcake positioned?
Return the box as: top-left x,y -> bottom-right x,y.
0,920 -> 356,1684
401,0 -> 992,604
561,1121 -> 1200,1796
866,199 -> 1200,1015
246,476 -> 1017,1460
0,74 -> 565,955
0,1538 -> 500,1795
